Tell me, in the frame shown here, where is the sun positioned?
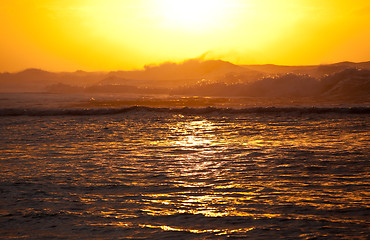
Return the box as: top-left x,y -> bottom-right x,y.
156,0 -> 231,31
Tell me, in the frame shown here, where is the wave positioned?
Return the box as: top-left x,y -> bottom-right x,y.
0,106 -> 369,116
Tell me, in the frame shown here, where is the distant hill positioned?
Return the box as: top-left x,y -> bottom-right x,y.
243,61 -> 370,78
0,60 -> 369,97
0,69 -> 105,92
320,68 -> 370,100
105,59 -> 250,88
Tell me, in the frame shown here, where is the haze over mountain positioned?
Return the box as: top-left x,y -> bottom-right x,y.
1,59 -> 369,103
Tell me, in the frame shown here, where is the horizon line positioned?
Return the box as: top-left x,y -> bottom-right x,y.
2,58 -> 370,74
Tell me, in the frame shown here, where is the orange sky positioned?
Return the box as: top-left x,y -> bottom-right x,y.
1,0 -> 369,72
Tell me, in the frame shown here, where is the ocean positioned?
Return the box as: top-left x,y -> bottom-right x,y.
0,93 -> 369,239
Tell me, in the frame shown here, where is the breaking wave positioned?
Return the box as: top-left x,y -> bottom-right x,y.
1,106 -> 369,116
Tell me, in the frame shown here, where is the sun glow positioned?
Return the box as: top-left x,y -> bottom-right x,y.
156,0 -> 234,31
1,0 -> 369,71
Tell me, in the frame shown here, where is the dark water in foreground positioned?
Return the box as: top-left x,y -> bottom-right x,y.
0,109 -> 369,239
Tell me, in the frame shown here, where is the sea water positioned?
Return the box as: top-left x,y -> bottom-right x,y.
0,93 -> 369,239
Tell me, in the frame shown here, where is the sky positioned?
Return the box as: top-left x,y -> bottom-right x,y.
0,0 -> 370,72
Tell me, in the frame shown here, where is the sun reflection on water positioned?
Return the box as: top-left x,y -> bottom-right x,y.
172,119 -> 217,147
2,113 -> 368,238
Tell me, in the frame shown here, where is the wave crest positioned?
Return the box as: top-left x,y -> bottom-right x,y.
1,106 -> 369,117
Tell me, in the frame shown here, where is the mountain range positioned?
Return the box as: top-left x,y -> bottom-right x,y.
1,59 -> 369,102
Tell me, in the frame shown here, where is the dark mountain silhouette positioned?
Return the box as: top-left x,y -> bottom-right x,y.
320,68 -> 370,100
243,61 -> 370,78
